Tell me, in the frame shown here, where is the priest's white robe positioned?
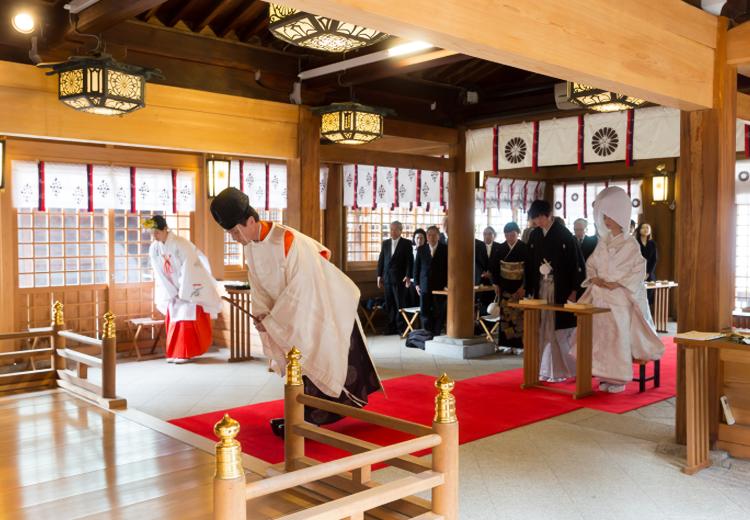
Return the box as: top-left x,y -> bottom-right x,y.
244,222 -> 379,398
578,233 -> 664,384
149,232 -> 223,321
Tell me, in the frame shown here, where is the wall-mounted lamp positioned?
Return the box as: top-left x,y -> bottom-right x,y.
11,11 -> 36,34
651,163 -> 669,203
206,157 -> 230,198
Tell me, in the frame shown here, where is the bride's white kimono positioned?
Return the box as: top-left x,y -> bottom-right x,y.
578,189 -> 664,384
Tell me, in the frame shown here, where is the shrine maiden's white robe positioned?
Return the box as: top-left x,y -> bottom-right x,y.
245,222 -> 377,398
578,188 -> 663,384
149,232 -> 223,322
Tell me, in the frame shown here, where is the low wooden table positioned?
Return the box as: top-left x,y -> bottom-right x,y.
674,335 -> 750,475
431,285 -> 495,297
645,281 -> 678,332
508,302 -> 610,399
126,318 -> 165,360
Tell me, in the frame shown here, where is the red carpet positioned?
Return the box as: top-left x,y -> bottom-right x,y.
169,338 -> 676,464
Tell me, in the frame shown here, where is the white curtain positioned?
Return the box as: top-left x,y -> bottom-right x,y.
134,168 -> 172,212
538,117 -> 578,167
175,171 -> 196,213
242,161 -> 267,209
319,165 -> 329,210
583,112 -> 627,164
356,164 -> 375,208
44,162 -> 89,210
498,122 -> 534,170
466,127 -> 494,172
11,160 -> 39,209
93,165 -> 131,210
343,164 -> 355,207
375,166 -> 396,208
267,163 -> 287,209
421,170 -> 442,204
633,107 -> 680,159
398,168 -> 418,207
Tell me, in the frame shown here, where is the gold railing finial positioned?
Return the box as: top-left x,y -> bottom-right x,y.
52,301 -> 64,326
102,311 -> 116,339
214,414 -> 243,479
285,347 -> 303,386
434,372 -> 457,424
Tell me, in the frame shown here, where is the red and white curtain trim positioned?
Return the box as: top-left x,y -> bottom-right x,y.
466,107 -> 750,172
479,178 -> 545,212
229,159 -> 287,210
12,160 -> 196,213
343,164 -> 449,210
552,179 -> 643,221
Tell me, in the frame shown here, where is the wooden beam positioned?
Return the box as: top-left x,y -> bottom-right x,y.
320,145 -> 453,171
324,164 -> 344,269
70,0 -> 168,36
102,20 -> 300,77
738,91 -> 750,119
304,50 -> 470,89
166,0 -> 201,27
286,108 -> 322,240
727,20 -> 750,65
215,0 -> 266,38
278,0 -> 717,110
194,0 -> 236,33
384,119 -> 458,144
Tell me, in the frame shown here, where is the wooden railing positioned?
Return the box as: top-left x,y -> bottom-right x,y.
213,348 -> 459,520
0,301 -> 125,408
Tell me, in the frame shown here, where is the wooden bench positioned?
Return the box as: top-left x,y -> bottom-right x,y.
399,307 -> 421,338
126,318 -> 165,360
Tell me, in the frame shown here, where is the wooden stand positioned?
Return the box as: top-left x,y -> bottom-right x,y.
126,317 -> 165,360
225,288 -> 253,362
508,302 -> 610,399
645,281 -> 678,333
675,336 -> 750,475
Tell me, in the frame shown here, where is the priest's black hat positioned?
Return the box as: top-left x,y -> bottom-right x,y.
210,187 -> 254,230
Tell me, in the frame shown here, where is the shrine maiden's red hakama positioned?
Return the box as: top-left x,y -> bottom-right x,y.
165,305 -> 213,359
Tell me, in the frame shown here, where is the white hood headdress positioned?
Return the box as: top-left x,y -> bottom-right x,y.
593,186 -> 632,239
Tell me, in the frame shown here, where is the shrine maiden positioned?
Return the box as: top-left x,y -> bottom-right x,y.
145,215 -> 223,364
578,187 -> 664,393
210,188 -> 382,434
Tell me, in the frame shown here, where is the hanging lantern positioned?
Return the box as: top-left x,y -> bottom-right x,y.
41,55 -> 160,116
206,158 -> 231,198
315,102 -> 389,145
566,82 -> 646,112
269,4 -> 389,53
651,163 -> 669,203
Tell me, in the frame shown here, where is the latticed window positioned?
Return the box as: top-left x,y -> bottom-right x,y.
474,207 -> 528,239
224,208 -> 285,267
113,210 -> 191,284
346,207 -> 445,263
17,209 -> 108,288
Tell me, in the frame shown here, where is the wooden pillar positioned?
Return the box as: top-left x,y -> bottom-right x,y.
675,17 -> 736,445
324,163 -> 344,269
446,128 -> 475,338
286,107 -> 321,241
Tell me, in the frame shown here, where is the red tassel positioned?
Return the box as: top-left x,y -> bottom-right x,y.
483,177 -> 487,212
372,165 -> 378,210
416,170 -> 422,207
532,120 -> 539,172
239,160 -> 244,193
171,169 -> 178,214
577,115 -> 584,171
130,166 -> 136,213
87,164 -> 94,212
353,164 -> 358,210
439,171 -> 444,208
492,125 -> 499,175
626,109 -> 634,166
745,124 -> 749,159
522,180 -> 528,211
38,161 -> 45,211
510,179 -> 516,212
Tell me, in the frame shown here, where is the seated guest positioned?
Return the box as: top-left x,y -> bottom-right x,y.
414,226 -> 448,336
377,221 -> 413,335
579,187 -> 664,393
475,226 -> 501,315
492,222 -> 528,355
525,200 -> 586,382
406,228 -> 427,307
573,218 -> 598,260
635,222 -> 658,309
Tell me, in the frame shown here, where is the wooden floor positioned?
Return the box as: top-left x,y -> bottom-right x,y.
0,390 -> 320,520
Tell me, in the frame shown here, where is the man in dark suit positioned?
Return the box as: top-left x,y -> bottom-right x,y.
377,221 -> 413,334
474,226 -> 502,314
413,225 -> 448,336
573,218 -> 598,260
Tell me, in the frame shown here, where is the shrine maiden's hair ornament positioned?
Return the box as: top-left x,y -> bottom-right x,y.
142,215 -> 168,230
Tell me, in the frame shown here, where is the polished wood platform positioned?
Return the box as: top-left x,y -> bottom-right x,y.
0,391 -> 326,519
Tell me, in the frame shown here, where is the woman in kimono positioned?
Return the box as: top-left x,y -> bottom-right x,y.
492,222 -> 528,355
578,188 -> 664,393
145,215 -> 223,364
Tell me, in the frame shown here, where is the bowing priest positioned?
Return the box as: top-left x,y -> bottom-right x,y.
210,188 -> 382,436
145,215 -> 223,364
524,200 -> 586,382
578,187 -> 663,393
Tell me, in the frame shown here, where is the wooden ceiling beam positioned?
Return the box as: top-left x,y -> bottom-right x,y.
728,21 -> 750,65
194,0 -> 236,33
215,0 -> 266,37
304,50 -> 470,90
69,0 -> 169,36
320,145 -> 453,171
101,20 -> 300,76
383,119 -> 458,144
278,0 -> 718,110
166,0 -> 202,28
